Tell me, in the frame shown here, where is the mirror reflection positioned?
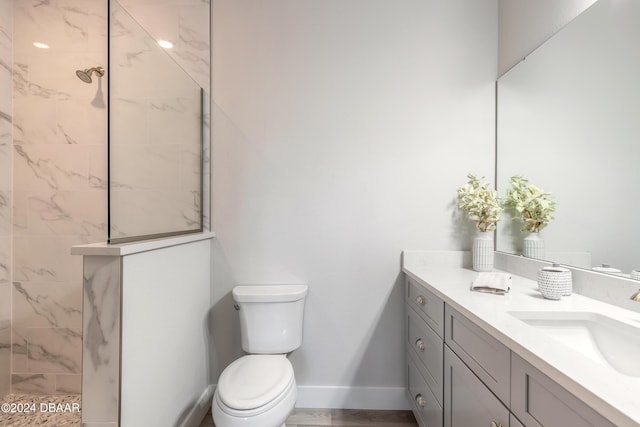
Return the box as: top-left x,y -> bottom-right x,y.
496,0 -> 640,275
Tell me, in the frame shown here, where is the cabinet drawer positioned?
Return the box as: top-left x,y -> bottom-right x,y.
407,276 -> 444,338
444,304 -> 510,405
407,305 -> 443,405
407,352 -> 443,427
511,354 -> 615,427
444,345 -> 509,427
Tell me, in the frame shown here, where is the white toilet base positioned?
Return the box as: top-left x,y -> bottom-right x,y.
212,383 -> 297,427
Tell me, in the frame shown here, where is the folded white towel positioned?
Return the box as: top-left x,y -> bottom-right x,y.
470,272 -> 512,295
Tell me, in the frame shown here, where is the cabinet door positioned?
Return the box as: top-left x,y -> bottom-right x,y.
408,351 -> 443,427
511,354 -> 615,427
445,304 -> 510,405
444,345 -> 509,427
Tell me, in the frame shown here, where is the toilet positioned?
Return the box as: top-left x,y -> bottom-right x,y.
212,284 -> 308,427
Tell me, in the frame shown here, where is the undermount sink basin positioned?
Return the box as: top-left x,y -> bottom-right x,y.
509,311 -> 640,377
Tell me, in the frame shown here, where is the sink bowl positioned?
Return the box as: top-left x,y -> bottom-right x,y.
509,311 -> 640,377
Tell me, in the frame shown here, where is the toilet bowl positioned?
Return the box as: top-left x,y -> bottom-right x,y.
213,355 -> 296,427
212,284 -> 308,427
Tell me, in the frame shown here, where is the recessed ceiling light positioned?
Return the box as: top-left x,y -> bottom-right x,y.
33,42 -> 50,49
157,40 -> 173,49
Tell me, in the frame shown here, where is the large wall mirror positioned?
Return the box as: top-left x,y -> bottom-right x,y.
496,0 -> 640,275
108,0 -> 210,242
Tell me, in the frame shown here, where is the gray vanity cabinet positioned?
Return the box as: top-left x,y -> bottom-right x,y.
405,276 -> 445,427
444,345 -> 510,427
511,354 -> 615,427
407,305 -> 443,404
406,274 -> 618,427
444,305 -> 510,405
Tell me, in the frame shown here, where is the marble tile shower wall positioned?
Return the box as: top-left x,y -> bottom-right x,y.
118,0 -> 211,94
10,0 -> 107,395
1,0 -> 209,398
0,0 -> 12,400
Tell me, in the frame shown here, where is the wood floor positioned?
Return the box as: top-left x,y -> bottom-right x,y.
200,408 -> 419,427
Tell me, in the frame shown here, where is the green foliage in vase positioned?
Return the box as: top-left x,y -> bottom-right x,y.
505,175 -> 556,233
456,174 -> 502,232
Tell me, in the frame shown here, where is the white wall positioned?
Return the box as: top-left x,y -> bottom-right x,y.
498,0 -> 597,75
211,0 -> 497,409
121,240 -> 212,426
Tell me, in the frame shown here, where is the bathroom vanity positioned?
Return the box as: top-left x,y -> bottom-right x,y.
403,252 -> 640,427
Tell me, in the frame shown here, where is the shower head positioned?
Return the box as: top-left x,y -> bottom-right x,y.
75,66 -> 104,83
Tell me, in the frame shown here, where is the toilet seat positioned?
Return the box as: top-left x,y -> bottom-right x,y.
217,355 -> 294,417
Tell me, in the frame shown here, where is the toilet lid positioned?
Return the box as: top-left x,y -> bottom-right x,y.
218,355 -> 294,410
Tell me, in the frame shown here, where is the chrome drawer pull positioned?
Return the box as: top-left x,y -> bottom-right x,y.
490,422 -> 503,427
415,394 -> 426,407
415,295 -> 426,305
415,339 -> 426,351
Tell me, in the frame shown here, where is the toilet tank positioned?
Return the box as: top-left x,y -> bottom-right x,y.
233,284 -> 308,354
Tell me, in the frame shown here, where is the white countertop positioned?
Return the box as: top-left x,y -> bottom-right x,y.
403,264 -> 640,427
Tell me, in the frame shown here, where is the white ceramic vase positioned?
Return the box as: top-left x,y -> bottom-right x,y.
472,231 -> 494,272
523,232 -> 545,259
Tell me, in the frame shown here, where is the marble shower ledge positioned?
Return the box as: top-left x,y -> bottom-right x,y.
76,233 -> 213,426
70,231 -> 215,256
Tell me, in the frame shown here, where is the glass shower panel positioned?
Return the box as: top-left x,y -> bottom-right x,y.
109,0 -> 203,242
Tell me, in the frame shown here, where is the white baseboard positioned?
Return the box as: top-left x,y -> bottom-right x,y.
295,386 -> 410,410
180,384 -> 215,427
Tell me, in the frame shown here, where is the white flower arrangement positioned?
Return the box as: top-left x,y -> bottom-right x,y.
505,175 -> 556,233
456,174 -> 502,232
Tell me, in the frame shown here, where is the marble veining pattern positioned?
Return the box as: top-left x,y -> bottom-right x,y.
81,256 -> 120,425
13,189 -> 106,239
26,327 -> 82,374
9,0 -> 107,395
10,374 -> 56,395
12,282 -> 82,329
0,0 -> 12,399
118,0 -> 210,92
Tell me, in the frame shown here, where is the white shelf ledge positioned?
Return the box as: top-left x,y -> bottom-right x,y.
71,231 -> 215,256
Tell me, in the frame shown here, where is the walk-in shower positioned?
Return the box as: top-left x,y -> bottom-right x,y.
1,0 -> 210,425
